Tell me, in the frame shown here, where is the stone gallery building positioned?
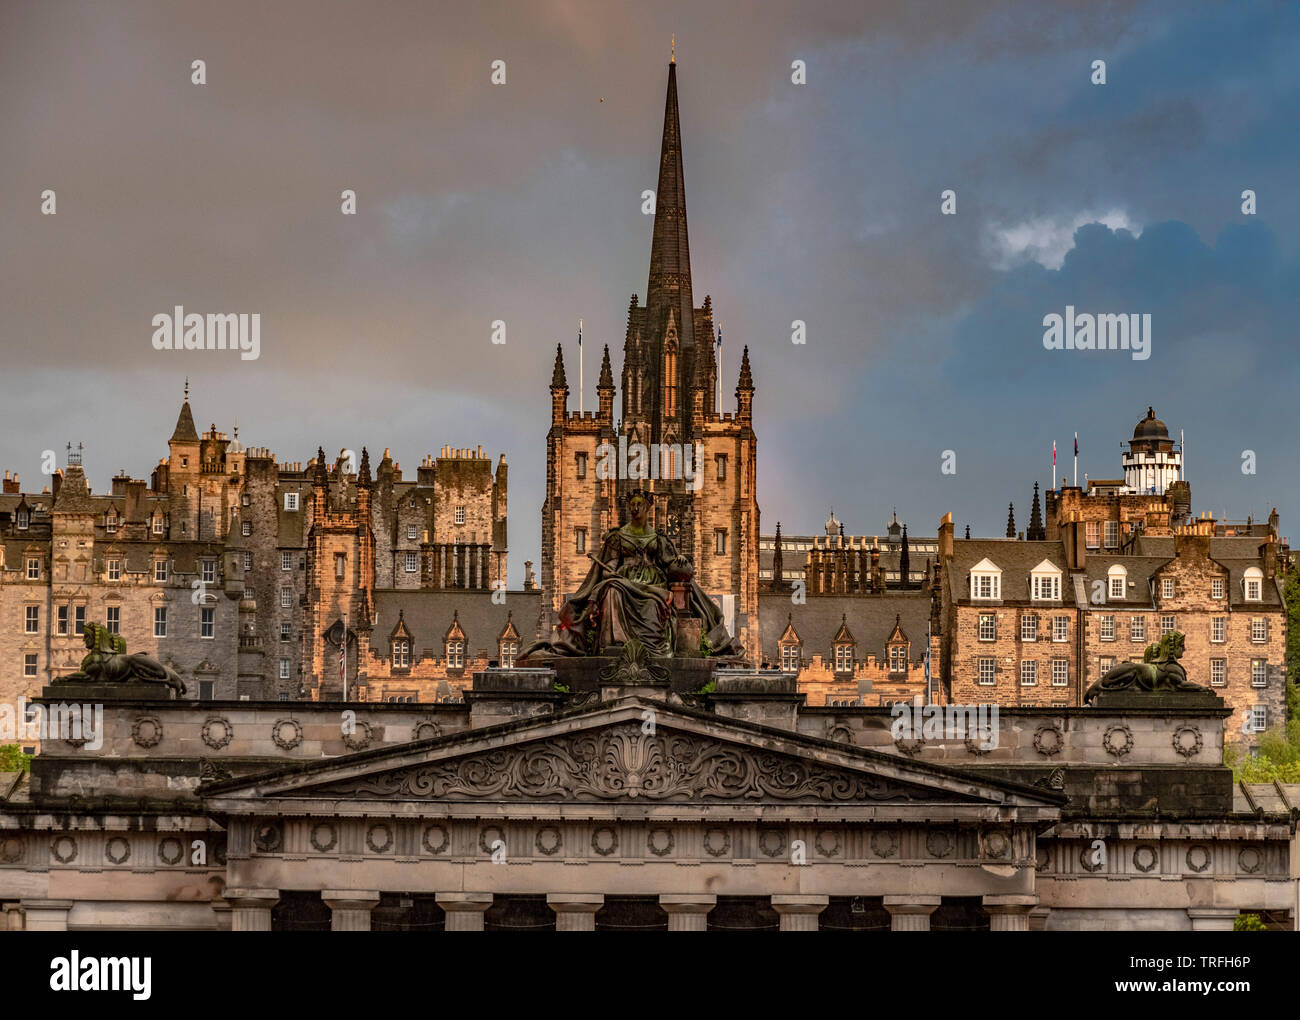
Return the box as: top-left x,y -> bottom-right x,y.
0,667 -> 1295,931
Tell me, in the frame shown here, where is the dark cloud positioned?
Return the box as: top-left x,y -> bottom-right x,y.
1,0 -> 1295,573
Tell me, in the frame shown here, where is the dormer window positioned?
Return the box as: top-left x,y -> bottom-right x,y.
392,639 -> 410,668
778,615 -> 802,672
1243,567 -> 1263,602
1108,565 -> 1127,601
834,644 -> 853,672
446,640 -> 464,669
1029,560 -> 1061,602
500,641 -> 517,668
16,508 -> 29,530
888,644 -> 907,673
970,558 -> 1002,600
152,515 -> 164,535
105,512 -> 118,534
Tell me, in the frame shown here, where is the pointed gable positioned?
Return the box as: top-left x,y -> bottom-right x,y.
498,610 -> 521,643
388,609 -> 412,644
444,610 -> 465,644
886,614 -> 909,645
778,613 -> 801,645
832,613 -> 856,645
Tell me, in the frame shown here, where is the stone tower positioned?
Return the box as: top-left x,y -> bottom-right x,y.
539,58 -> 760,659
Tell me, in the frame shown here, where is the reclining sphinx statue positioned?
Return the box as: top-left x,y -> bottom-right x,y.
1082,630 -> 1209,702
52,622 -> 187,696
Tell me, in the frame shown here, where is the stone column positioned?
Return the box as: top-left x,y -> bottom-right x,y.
223,888 -> 279,931
3,903 -> 25,931
547,893 -> 604,931
1187,908 -> 1239,931
436,892 -> 493,930
771,894 -> 829,931
984,894 -> 1037,931
322,890 -> 381,931
20,900 -> 72,931
660,894 -> 715,931
1028,906 -> 1051,931
883,894 -> 941,931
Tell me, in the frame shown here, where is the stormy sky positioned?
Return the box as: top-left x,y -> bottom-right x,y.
2,0 -> 1297,582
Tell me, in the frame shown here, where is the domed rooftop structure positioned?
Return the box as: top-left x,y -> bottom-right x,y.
1132,406 -> 1169,442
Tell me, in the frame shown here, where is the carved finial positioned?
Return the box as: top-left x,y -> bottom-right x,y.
184,377 -> 189,400
670,34 -> 675,63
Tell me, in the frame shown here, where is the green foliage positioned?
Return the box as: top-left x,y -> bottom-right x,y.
1234,913 -> 1267,931
1285,567 -> 1300,684
0,744 -> 32,773
696,679 -> 716,695
551,682 -> 570,694
698,633 -> 712,656
1231,570 -> 1300,782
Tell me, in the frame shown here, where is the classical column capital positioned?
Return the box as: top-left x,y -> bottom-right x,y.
322,890 -> 382,931
223,888 -> 280,932
983,894 -> 1038,931
660,893 -> 716,931
19,899 -> 74,932
883,894 -> 941,931
1187,908 -> 1239,931
436,891 -> 494,931
548,893 -> 604,931
771,894 -> 830,931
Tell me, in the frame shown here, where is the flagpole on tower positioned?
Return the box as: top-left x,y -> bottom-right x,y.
1073,432 -> 1078,489
578,318 -> 584,414
716,322 -> 722,411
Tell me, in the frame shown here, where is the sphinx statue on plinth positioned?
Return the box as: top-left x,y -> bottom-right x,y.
1083,630 -> 1209,702
53,622 -> 187,696
522,488 -> 743,661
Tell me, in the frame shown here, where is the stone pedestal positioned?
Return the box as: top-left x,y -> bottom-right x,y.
322,890 -> 381,931
771,894 -> 829,931
547,893 -> 604,931
660,894 -> 716,931
984,895 -> 1037,931
223,888 -> 279,931
41,683 -> 176,701
883,894 -> 941,931
436,892 -> 493,931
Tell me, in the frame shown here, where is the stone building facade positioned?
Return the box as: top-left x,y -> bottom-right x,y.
0,393 -> 511,711
539,59 -> 760,659
939,409 -> 1289,746
0,669 -> 1293,932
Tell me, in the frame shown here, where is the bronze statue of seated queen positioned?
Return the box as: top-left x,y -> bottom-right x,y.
523,488 -> 743,660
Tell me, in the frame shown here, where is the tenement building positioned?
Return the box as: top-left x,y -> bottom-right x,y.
0,391 -> 512,714
939,408 -> 1288,745
539,57 -> 760,659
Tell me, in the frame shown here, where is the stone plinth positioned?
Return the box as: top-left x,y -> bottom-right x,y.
1088,689 -> 1226,712
41,683 -> 177,701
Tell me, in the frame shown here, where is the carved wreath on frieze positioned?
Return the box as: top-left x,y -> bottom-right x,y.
305,723 -> 920,803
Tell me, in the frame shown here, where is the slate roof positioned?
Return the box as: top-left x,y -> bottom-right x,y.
948,539 -> 1068,605
757,592 -> 932,664
372,589 -> 542,657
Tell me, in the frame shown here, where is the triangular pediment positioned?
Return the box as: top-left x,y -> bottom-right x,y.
202,697 -> 1063,813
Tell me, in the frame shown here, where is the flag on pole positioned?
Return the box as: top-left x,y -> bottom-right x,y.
924,622 -> 932,702
1074,434 -> 1078,457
